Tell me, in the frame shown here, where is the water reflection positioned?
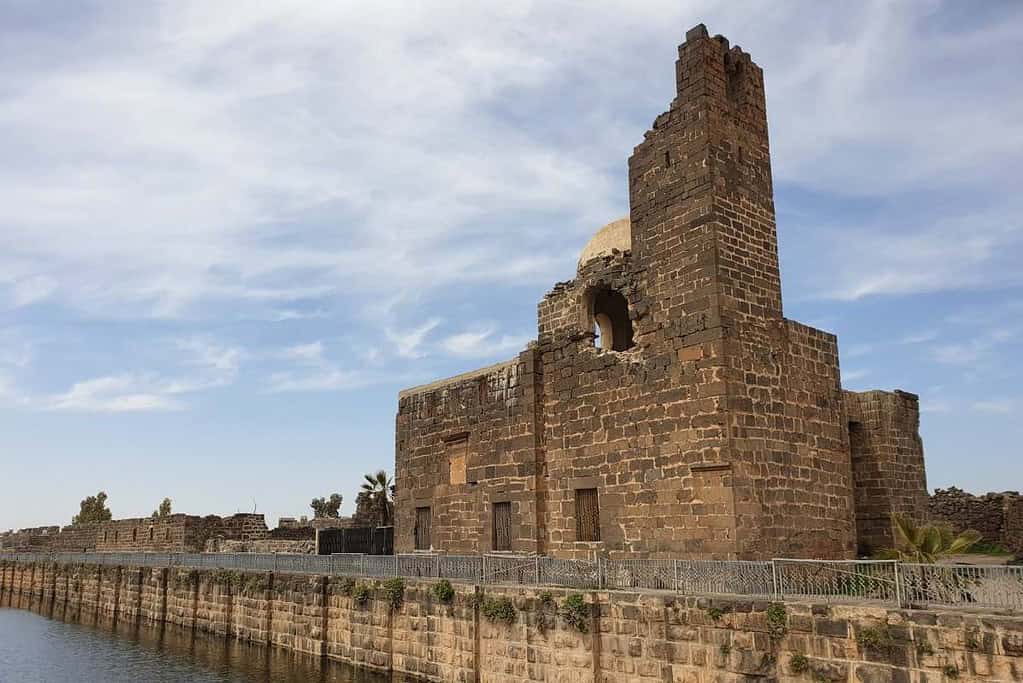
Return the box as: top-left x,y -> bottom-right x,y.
0,590 -> 406,683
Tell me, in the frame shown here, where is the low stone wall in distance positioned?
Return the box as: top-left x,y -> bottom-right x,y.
3,558 -> 1022,682
206,539 -> 316,554
930,487 -> 1023,554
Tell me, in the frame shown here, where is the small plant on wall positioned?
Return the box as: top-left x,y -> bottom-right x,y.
481,596 -> 516,624
382,577 -> 405,611
856,625 -> 894,656
339,577 -> 356,597
790,653 -> 809,675
432,579 -> 455,605
352,583 -> 372,607
766,603 -> 788,638
536,591 -> 557,634
561,594 -> 589,633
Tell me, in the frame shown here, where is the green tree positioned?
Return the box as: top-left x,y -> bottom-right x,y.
152,497 -> 172,518
878,515 -> 981,563
310,493 -> 343,518
72,491 -> 112,526
360,470 -> 393,527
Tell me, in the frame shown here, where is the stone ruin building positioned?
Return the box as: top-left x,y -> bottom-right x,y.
393,25 -> 929,561
1,513 -> 269,554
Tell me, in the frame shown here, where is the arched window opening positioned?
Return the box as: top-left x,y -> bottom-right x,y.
590,288 -> 634,351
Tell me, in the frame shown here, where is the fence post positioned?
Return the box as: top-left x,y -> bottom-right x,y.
893,562 -> 903,608
361,554 -> 367,577
394,555 -> 399,577
597,558 -> 604,590
482,555 -> 488,585
674,560 -> 680,594
435,554 -> 440,579
273,552 -> 278,573
771,559 -> 780,600
535,556 -> 540,586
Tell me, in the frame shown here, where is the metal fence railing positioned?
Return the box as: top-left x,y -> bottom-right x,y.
3,551 -> 1020,612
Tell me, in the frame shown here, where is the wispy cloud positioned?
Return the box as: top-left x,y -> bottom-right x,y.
931,328 -> 1015,366
971,399 -> 1016,415
441,325 -> 529,359
266,339 -> 368,393
45,374 -> 185,414
386,319 -> 441,360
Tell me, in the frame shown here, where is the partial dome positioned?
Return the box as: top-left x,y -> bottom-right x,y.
578,217 -> 631,268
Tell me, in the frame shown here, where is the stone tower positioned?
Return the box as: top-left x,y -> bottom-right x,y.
393,25 -> 927,561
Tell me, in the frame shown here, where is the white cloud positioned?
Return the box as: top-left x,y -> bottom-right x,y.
266,368 -> 365,393
386,319 -> 441,359
971,400 -> 1016,415
10,275 -> 57,307
279,341 -> 326,365
45,374 -> 185,414
441,325 -> 528,359
931,328 -> 1016,366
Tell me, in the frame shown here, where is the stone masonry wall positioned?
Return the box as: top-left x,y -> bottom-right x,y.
390,24 -> 928,562
395,350 -> 545,555
929,487 -> 1023,555
1,513 -> 270,554
846,390 -> 930,556
4,558 -> 1023,682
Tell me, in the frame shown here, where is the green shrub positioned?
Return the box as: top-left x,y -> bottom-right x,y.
481,596 -> 516,624
382,578 -> 405,610
707,606 -> 725,621
539,591 -> 555,609
242,573 -> 270,593
943,665 -> 960,679
766,603 -> 787,638
211,569 -> 244,589
339,577 -> 356,597
561,594 -> 589,633
719,643 -> 731,657
790,654 -> 809,674
856,625 -> 894,655
432,579 -> 455,604
916,639 -> 935,657
352,583 -> 372,607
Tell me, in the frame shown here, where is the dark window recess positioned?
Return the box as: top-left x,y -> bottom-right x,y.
148,527 -> 154,541
132,528 -> 137,542
575,488 -> 601,542
591,288 -> 634,351
493,502 -> 512,551
414,507 -> 432,550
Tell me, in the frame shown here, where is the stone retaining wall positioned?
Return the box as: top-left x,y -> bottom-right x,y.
2,558 -> 1022,682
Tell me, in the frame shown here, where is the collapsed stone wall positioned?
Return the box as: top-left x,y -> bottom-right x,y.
3,558 -> 1023,682
1,513 -> 270,554
930,487 -> 1023,554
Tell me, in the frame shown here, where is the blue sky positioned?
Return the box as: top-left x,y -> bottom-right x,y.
1,1 -> 1021,531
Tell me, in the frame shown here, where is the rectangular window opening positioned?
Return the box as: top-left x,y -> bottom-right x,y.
447,436 -> 468,486
575,488 -> 600,542
414,506 -> 432,550
492,501 -> 512,551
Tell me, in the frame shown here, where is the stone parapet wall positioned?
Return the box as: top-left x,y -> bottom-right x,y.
3,558 -> 1023,682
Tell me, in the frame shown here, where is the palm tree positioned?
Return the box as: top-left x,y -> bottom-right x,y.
879,515 -> 981,563
360,470 -> 393,527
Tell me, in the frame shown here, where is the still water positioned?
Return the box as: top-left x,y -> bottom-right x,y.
0,599 -> 398,683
